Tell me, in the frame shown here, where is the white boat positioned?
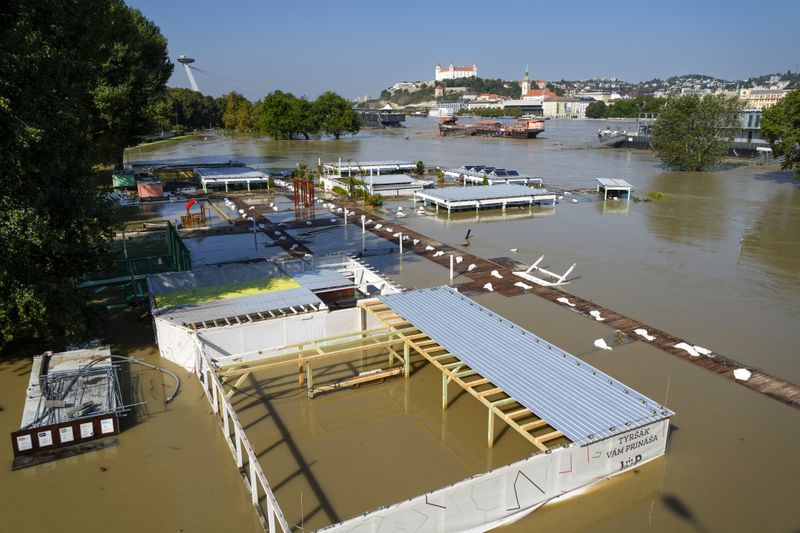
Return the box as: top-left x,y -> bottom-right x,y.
428,107 -> 454,118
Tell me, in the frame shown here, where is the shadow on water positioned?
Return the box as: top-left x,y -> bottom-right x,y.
646,171 -> 729,245
244,373 -> 341,529
661,493 -> 712,533
751,169 -> 800,185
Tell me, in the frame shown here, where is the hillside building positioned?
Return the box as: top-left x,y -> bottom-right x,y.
739,87 -> 789,110
435,63 -> 477,81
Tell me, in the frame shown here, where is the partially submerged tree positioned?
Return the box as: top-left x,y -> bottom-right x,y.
221,91 -> 254,132
254,90 -> 305,139
314,91 -> 361,139
651,94 -> 743,171
761,87 -> 800,178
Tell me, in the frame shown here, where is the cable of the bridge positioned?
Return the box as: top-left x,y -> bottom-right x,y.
189,66 -> 269,98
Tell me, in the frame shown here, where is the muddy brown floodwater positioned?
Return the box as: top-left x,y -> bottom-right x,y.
0,118 -> 797,532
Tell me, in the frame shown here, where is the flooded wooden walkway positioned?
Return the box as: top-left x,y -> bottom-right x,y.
332,202 -> 800,411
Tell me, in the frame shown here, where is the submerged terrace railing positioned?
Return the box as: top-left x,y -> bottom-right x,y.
192,336 -> 290,533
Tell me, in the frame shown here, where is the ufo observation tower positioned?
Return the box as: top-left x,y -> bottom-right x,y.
177,55 -> 200,92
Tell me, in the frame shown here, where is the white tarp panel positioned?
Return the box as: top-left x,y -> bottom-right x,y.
320,419 -> 669,533
197,308 -> 362,362
154,319 -> 197,370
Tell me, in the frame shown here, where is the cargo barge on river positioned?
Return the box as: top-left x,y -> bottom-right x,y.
439,116 -> 545,138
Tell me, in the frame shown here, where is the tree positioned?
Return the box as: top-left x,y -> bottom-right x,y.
761,87 -> 800,178
585,101 -> 607,119
254,90 -> 306,139
90,2 -> 173,168
0,0 -> 169,347
297,97 -> 320,139
221,92 -> 253,132
152,88 -> 221,130
651,94 -> 743,171
314,91 -> 361,139
415,161 -> 425,176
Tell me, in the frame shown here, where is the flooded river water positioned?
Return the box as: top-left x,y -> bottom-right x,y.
1,119 -> 797,532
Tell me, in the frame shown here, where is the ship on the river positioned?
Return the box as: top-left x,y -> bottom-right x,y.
438,116 -> 545,138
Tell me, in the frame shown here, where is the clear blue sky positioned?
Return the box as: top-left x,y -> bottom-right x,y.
128,0 -> 800,100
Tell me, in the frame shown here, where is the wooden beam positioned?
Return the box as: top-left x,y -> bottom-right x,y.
219,338 -> 403,377
464,378 -> 490,388
312,368 -> 402,395
490,397 -> 518,407
506,408 -> 531,420
414,339 -> 437,347
225,371 -> 251,399
519,419 -> 549,432
536,430 -> 563,444
477,387 -> 503,397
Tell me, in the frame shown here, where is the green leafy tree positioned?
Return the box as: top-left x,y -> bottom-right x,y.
0,0 -> 169,347
585,101 -> 608,119
314,91 -> 361,139
221,91 -> 254,132
154,87 -> 221,130
90,2 -> 173,168
607,96 -> 665,118
651,95 -> 743,171
761,87 -> 800,178
254,90 -> 306,139
297,97 -> 320,139
415,161 -> 425,175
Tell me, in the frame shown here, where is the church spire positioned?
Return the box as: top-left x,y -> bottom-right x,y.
521,65 -> 531,96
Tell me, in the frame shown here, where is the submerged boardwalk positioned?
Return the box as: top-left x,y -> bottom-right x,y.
332,201 -> 800,411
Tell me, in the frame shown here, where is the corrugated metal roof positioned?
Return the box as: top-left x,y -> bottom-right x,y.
148,263 -> 282,295
195,166 -> 268,180
596,178 -> 633,189
379,286 -> 673,446
159,287 -> 321,326
293,270 -> 352,292
418,184 -> 546,202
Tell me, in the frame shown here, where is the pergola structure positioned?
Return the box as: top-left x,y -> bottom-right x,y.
358,299 -> 565,451
212,286 -> 670,453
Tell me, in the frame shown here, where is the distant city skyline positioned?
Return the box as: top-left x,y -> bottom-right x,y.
128,0 -> 800,100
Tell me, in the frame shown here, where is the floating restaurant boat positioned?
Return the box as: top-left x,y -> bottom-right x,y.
438,116 -> 545,138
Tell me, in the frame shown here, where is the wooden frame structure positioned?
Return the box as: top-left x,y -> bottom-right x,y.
211,300 -> 569,453
358,299 -> 568,451
215,326 -> 416,399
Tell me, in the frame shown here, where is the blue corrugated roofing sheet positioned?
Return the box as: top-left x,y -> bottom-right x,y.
379,286 -> 673,446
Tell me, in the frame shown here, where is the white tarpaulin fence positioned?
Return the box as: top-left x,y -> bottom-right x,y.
319,419 -> 669,533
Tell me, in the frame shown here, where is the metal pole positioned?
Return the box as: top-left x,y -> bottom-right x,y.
450,254 -> 454,281
399,232 -> 403,254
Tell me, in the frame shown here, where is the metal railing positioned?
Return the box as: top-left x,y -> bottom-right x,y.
193,337 -> 290,533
